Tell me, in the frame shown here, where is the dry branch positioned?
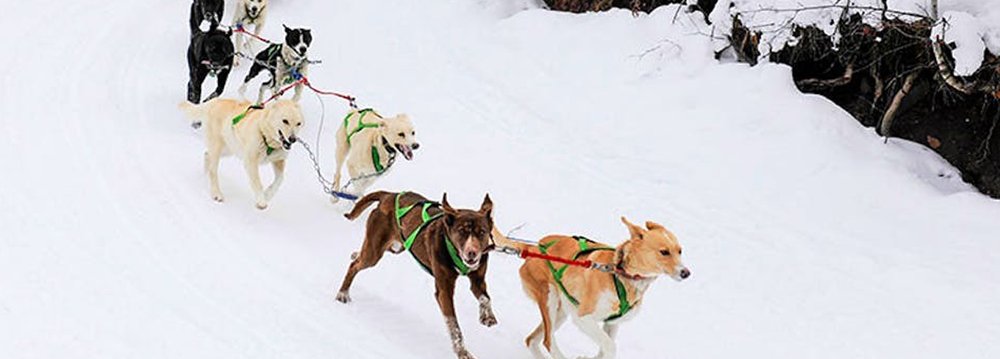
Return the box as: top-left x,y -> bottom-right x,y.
797,65 -> 854,90
879,72 -> 918,136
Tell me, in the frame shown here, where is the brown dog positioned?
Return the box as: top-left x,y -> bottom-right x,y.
493,217 -> 690,359
336,191 -> 497,359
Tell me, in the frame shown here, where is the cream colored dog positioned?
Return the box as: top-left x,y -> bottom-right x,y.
494,217 -> 690,359
180,98 -> 304,210
231,0 -> 268,64
330,108 -> 419,202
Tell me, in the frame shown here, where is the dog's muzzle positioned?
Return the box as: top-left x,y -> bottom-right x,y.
278,130 -> 296,150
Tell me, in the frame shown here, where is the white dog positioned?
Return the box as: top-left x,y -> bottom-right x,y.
232,0 -> 268,64
180,98 -> 304,210
330,108 -> 419,202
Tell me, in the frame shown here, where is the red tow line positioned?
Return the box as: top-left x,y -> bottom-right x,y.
301,76 -> 357,108
232,26 -> 272,44
517,248 -> 596,269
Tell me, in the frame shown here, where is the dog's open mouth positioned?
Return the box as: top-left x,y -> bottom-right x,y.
278,130 -> 294,150
395,144 -> 414,160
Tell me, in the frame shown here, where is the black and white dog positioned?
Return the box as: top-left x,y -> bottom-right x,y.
187,26 -> 234,104
189,0 -> 225,35
239,26 -> 312,105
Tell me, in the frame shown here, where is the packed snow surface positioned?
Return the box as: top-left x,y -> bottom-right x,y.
2,0 -> 999,358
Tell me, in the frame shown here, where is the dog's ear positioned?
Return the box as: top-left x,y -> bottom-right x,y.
480,194 -> 493,220
223,26 -> 233,36
645,221 -> 665,231
283,24 -> 291,33
621,216 -> 644,240
441,193 -> 457,226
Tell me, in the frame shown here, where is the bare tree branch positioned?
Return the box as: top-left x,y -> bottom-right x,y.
880,72 -> 918,136
797,65 -> 854,90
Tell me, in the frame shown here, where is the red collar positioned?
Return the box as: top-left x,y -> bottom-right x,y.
614,248 -> 650,281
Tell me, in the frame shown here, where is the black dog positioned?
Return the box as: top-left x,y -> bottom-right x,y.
187,27 -> 234,104
189,0 -> 225,35
239,26 -> 312,105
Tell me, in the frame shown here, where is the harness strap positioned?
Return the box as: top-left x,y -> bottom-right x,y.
265,43 -> 282,61
230,110 -> 275,155
444,234 -> 471,275
539,236 -> 632,321
605,276 -> 632,321
393,192 -> 469,276
263,134 -> 275,156
343,109 -> 381,146
372,146 -> 383,173
232,110 -> 250,125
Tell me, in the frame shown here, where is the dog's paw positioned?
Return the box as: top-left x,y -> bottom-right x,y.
212,194 -> 224,203
255,201 -> 268,210
329,195 -> 341,204
335,291 -> 351,303
479,312 -> 497,328
455,349 -> 477,359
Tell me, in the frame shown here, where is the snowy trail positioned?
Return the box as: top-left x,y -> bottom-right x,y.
3,0 -> 1000,358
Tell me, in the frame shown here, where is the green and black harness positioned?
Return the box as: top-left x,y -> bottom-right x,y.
393,192 -> 471,276
343,108 -> 396,175
536,236 -> 636,321
230,110 -> 278,156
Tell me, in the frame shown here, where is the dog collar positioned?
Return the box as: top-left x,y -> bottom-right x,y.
381,136 -> 396,154
371,136 -> 397,175
614,248 -> 648,281
261,133 -> 277,155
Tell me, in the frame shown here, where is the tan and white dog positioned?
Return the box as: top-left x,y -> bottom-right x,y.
330,108 -> 419,202
231,0 -> 268,65
494,217 -> 690,359
180,98 -> 304,210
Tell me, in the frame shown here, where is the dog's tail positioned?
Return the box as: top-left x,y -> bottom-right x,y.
492,226 -> 535,252
178,101 -> 206,129
344,191 -> 391,221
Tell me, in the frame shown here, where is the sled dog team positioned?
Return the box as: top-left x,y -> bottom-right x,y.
180,1 -> 690,358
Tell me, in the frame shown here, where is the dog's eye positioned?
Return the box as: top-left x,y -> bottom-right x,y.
398,132 -> 405,137
282,119 -> 289,125
411,131 -> 416,135
296,122 -> 302,127
678,249 -> 682,255
660,250 -> 671,256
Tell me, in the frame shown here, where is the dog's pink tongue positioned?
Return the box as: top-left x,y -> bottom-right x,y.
400,145 -> 414,160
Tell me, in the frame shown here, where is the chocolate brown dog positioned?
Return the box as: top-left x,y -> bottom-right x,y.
336,191 -> 497,359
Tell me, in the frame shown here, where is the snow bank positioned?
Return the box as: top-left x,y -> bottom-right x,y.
933,11 -> 985,76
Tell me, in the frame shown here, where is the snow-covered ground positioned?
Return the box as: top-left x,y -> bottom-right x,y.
2,0 -> 999,358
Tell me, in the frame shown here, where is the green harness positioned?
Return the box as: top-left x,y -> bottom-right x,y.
393,192 -> 471,276
343,109 -> 392,175
231,110 -> 276,155
262,44 -> 299,86
538,236 -> 633,321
